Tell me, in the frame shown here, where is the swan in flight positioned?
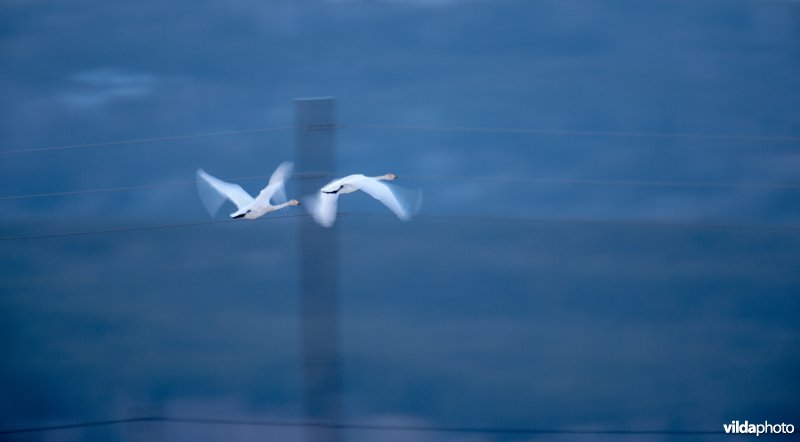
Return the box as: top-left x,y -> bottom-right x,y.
196,161 -> 300,219
305,173 -> 422,227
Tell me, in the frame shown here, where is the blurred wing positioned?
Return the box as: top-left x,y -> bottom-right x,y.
355,178 -> 422,221
304,192 -> 338,227
256,161 -> 293,205
196,169 -> 254,216
394,184 -> 423,218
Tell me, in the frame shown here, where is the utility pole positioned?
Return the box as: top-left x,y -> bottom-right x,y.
295,97 -> 343,442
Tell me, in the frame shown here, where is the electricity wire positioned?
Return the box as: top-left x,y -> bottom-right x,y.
0,415 -> 720,436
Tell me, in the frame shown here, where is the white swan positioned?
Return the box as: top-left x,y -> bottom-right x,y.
305,173 -> 422,227
196,161 -> 300,219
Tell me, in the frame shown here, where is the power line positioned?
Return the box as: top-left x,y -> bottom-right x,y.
0,213 -> 310,242
348,123 -> 800,143
358,212 -> 800,234
0,415 -> 720,436
0,126 -> 296,155
0,417 -> 154,435
0,172 -> 329,201
0,181 -> 192,201
4,121 -> 799,156
161,417 -> 721,436
3,173 -> 798,203
2,212 -> 799,243
403,175 -> 800,190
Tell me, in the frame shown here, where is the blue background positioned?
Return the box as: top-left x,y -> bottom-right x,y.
1,0 -> 799,440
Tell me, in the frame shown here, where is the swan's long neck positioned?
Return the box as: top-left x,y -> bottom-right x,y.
372,173 -> 395,181
273,201 -> 296,210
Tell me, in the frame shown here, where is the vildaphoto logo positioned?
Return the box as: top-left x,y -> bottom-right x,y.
724,420 -> 795,436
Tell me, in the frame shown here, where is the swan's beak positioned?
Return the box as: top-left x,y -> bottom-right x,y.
387,173 -> 397,180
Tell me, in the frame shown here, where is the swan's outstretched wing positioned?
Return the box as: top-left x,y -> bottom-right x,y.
304,192 -> 338,227
196,169 -> 254,216
268,161 -> 293,204
255,161 -> 293,205
354,177 -> 423,221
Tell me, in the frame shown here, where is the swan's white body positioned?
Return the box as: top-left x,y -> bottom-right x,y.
196,162 -> 299,219
306,173 -> 421,227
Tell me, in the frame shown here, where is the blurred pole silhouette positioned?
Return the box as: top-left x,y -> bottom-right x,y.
295,97 -> 343,442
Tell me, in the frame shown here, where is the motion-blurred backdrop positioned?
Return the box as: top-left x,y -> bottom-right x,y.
1,1 -> 799,441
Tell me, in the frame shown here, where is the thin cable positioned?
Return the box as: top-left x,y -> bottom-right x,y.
4,173 -> 799,202
0,126 -> 296,155
4,121 -> 800,156
403,175 -> 800,190
3,212 -> 799,242
0,181 -> 191,201
0,172 -> 329,201
0,416 -> 719,436
0,418 -> 155,435
162,417 -> 719,436
356,212 -> 800,234
349,123 -> 800,143
0,213 -> 311,242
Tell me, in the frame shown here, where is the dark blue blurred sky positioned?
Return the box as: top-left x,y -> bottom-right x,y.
1,1 -> 799,441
